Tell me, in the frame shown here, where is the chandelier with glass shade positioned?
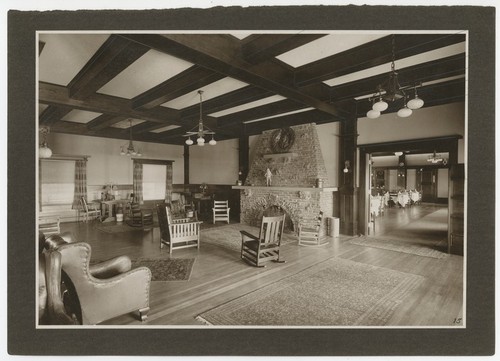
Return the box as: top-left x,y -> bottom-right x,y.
184,90 -> 216,146
120,119 -> 142,156
39,126 -> 53,158
366,35 -> 425,119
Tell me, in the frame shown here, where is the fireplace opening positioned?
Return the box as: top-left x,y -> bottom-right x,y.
262,205 -> 295,233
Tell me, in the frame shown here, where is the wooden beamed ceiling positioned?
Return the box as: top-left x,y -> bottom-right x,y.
39,32 -> 466,145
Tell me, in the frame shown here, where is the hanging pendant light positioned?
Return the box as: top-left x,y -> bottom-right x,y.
365,35 -> 424,119
39,126 -> 53,158
120,119 -> 141,156
184,90 -> 217,146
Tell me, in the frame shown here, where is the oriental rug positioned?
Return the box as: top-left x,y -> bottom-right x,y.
201,223 -> 296,253
197,257 -> 424,326
347,236 -> 448,259
132,258 -> 195,281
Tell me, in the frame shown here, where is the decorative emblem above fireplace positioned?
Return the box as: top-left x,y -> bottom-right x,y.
270,127 -> 295,153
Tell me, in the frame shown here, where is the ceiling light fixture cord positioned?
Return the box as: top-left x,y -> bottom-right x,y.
184,89 -> 217,146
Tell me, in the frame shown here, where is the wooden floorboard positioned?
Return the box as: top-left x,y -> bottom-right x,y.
60,204 -> 464,327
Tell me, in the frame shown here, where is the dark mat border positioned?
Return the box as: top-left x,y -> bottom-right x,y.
7,5 -> 495,356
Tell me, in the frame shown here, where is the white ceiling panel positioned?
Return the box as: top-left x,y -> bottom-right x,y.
97,49 -> 194,99
162,77 -> 249,110
111,118 -> 146,129
150,125 -> 181,133
244,107 -> 314,124
38,33 -> 110,86
39,103 -> 49,115
61,109 -> 102,124
276,34 -> 386,68
231,33 -> 253,40
209,95 -> 286,117
324,42 -> 466,88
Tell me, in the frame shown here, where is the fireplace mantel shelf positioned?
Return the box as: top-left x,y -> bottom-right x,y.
232,186 -> 338,192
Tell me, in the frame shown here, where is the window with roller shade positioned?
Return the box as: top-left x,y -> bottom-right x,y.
142,164 -> 166,201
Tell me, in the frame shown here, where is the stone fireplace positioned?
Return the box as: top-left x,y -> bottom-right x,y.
233,123 -> 337,236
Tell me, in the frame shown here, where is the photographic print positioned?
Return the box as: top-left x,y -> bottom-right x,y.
7,5 -> 495,356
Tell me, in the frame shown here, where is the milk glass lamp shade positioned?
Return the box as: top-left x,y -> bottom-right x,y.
39,143 -> 52,158
366,109 -> 381,119
197,136 -> 205,145
397,106 -> 413,118
209,138 -> 217,146
372,98 -> 388,112
185,138 -> 194,145
407,96 -> 424,110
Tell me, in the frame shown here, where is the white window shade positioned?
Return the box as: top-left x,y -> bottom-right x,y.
142,164 -> 166,201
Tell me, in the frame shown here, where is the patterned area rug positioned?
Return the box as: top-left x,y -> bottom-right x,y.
197,257 -> 424,326
132,258 -> 195,281
201,224 -> 296,253
348,236 -> 449,259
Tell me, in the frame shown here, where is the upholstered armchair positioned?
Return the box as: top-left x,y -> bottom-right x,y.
45,239 -> 151,325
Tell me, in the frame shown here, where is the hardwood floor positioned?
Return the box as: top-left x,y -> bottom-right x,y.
60,204 -> 463,327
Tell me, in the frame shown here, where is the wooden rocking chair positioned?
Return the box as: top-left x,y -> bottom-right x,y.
298,211 -> 328,247
240,214 -> 286,267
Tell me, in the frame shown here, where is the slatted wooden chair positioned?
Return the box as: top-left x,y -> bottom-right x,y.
78,197 -> 101,222
128,202 -> 154,228
240,214 -> 286,267
212,200 -> 230,224
156,203 -> 202,254
298,211 -> 327,247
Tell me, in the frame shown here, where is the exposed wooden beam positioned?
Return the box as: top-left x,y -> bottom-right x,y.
295,33 -> 466,87
39,41 -> 45,56
39,82 -> 183,126
243,109 -> 336,136
180,85 -> 273,118
119,34 -> 343,118
355,78 -> 465,116
67,35 -> 150,100
132,65 -> 225,110
330,54 -> 466,102
218,99 -> 311,127
241,34 -> 327,64
39,105 -> 73,126
86,114 -> 128,131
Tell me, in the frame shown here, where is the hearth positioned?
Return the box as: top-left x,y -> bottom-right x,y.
233,123 -> 338,235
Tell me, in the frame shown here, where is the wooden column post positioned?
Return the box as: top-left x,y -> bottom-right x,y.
238,127 -> 249,184
183,144 -> 190,185
339,113 -> 359,236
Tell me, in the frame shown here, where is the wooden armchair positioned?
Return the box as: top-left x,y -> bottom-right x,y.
212,200 -> 230,224
240,214 -> 286,267
298,211 -> 327,247
156,203 -> 202,254
127,202 -> 154,228
78,197 -> 101,222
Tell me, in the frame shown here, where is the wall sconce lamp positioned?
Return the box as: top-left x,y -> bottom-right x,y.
343,160 -> 350,173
